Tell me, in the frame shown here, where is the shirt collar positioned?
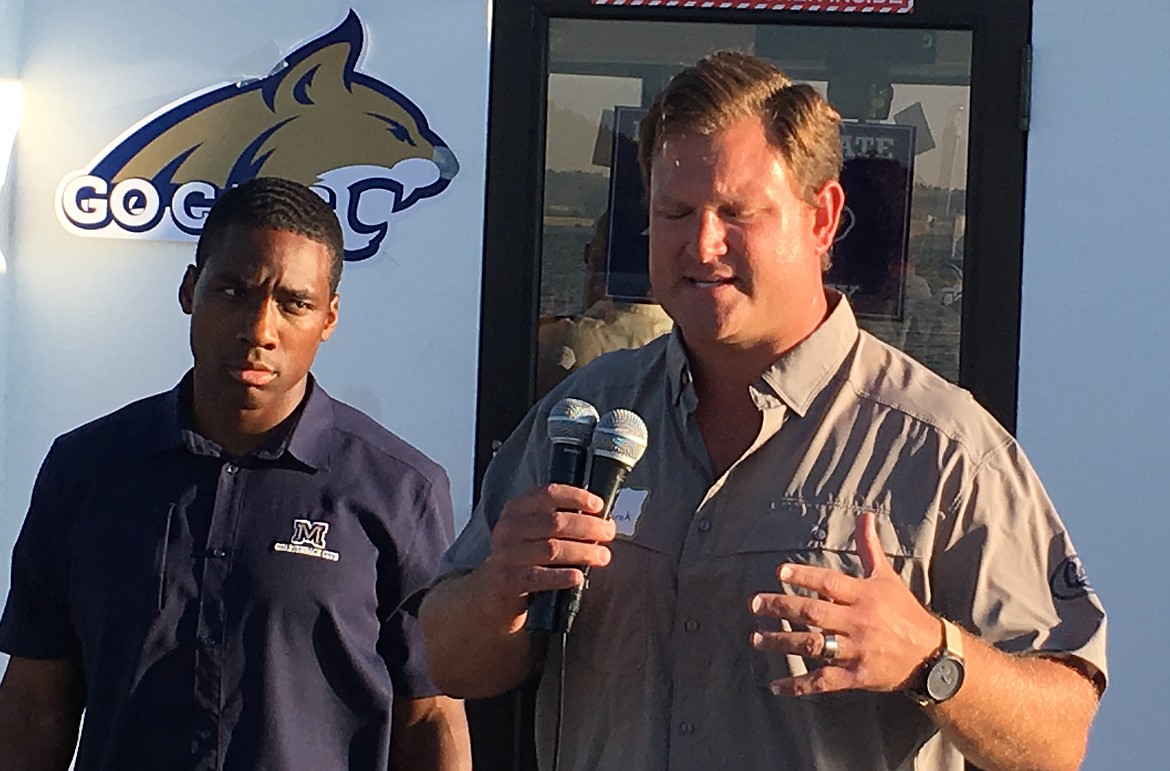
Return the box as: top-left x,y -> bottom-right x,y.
758,291 -> 859,417
148,371 -> 334,470
284,375 -> 334,471
141,376 -> 189,456
666,290 -> 859,418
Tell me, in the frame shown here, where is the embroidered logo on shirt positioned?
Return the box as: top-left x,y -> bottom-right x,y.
1050,555 -> 1090,600
273,519 -> 339,562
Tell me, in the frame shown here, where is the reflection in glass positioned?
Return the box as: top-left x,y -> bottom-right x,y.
538,19 -> 972,398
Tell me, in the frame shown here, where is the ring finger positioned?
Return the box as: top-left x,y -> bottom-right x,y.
751,630 -> 848,664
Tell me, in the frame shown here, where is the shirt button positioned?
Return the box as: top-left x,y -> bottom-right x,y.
225,464 -> 238,474
679,721 -> 695,735
202,635 -> 217,647
198,728 -> 212,740
697,519 -> 712,533
684,619 -> 700,633
812,527 -> 828,541
208,547 -> 227,559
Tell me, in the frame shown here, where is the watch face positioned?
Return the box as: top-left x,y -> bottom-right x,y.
926,655 -> 965,701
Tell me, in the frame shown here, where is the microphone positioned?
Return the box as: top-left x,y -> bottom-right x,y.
525,398 -> 599,633
554,408 -> 649,635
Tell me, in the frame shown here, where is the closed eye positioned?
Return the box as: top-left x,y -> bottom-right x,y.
653,206 -> 692,221
719,205 -> 757,222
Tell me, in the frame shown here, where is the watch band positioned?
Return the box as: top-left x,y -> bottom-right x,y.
941,617 -> 964,661
907,616 -> 966,706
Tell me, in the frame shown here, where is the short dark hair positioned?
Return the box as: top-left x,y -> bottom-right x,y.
637,51 -> 842,206
196,177 -> 345,293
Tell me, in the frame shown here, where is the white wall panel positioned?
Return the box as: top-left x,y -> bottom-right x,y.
1024,3 -> 1170,766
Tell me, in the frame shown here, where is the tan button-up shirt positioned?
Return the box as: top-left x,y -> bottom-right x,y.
438,296 -> 1107,771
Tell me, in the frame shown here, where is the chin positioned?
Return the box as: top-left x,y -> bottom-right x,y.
673,309 -> 740,343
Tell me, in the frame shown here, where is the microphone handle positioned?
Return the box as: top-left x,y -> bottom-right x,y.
555,455 -> 633,635
525,443 -> 590,632
547,443 -> 589,489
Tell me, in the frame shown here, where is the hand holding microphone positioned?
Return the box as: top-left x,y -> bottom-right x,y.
525,399 -> 599,631
552,407 -> 648,634
480,398 -> 647,638
527,401 -> 649,634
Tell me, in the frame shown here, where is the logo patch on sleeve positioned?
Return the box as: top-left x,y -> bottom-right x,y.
1050,555 -> 1091,600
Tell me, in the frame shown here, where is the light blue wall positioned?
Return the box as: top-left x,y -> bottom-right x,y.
0,0 -> 488,535
0,0 -> 489,676
0,0 -> 26,635
1022,3 -> 1170,766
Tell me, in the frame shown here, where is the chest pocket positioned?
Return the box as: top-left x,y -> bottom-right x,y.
737,501 -> 930,688
569,537 -> 651,674
69,502 -> 172,622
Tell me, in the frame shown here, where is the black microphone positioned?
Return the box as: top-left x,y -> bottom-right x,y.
525,398 -> 599,633
554,408 -> 649,635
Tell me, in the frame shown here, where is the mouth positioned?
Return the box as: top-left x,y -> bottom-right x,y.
686,276 -> 736,290
228,363 -> 276,387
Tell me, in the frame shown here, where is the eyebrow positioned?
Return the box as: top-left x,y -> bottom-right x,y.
276,285 -> 319,303
205,270 -> 320,299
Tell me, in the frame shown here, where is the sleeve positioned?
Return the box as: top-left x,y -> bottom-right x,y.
430,401 -> 548,584
381,467 -> 457,699
930,440 -> 1108,691
0,439 -> 82,659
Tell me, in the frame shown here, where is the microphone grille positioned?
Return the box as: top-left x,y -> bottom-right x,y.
547,398 -> 599,446
590,409 -> 649,468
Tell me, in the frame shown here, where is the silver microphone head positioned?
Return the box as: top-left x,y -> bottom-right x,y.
590,409 -> 649,469
547,398 -> 600,447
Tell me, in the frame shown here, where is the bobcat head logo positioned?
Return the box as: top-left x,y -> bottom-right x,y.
55,10 -> 458,261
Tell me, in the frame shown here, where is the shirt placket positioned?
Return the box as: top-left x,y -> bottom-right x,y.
192,459 -> 246,771
667,398 -> 788,771
667,492 -> 720,771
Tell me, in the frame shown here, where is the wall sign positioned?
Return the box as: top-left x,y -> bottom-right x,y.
828,122 -> 915,320
604,106 -> 650,302
54,11 -> 459,262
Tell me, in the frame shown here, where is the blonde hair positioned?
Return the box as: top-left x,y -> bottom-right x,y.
637,51 -> 842,205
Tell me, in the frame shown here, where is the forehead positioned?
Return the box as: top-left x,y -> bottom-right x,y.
201,225 -> 333,285
650,117 -> 793,199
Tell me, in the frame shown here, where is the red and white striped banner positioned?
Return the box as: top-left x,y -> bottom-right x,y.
590,0 -> 915,13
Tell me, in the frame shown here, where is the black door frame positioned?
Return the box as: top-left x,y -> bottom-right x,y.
471,1 -> 1031,767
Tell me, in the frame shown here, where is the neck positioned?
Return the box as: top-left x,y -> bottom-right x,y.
190,378 -> 308,457
687,291 -> 832,404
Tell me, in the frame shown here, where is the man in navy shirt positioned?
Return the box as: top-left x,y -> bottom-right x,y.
0,177 -> 471,770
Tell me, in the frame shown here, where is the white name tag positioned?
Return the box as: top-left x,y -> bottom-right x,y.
609,488 -> 648,537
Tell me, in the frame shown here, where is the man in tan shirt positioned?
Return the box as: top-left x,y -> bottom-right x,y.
421,52 -> 1106,770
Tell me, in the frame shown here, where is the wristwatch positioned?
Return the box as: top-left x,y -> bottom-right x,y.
907,617 -> 966,706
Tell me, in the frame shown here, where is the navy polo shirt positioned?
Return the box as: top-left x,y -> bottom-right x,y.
0,374 -> 455,771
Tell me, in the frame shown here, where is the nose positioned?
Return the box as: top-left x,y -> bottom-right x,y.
691,209 -> 728,263
239,298 -> 279,349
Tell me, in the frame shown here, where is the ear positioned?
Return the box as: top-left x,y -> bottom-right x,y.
320,293 -> 340,342
810,179 -> 846,257
178,265 -> 199,315
271,39 -> 352,114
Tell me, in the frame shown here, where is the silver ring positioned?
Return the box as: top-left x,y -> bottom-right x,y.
821,632 -> 840,661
